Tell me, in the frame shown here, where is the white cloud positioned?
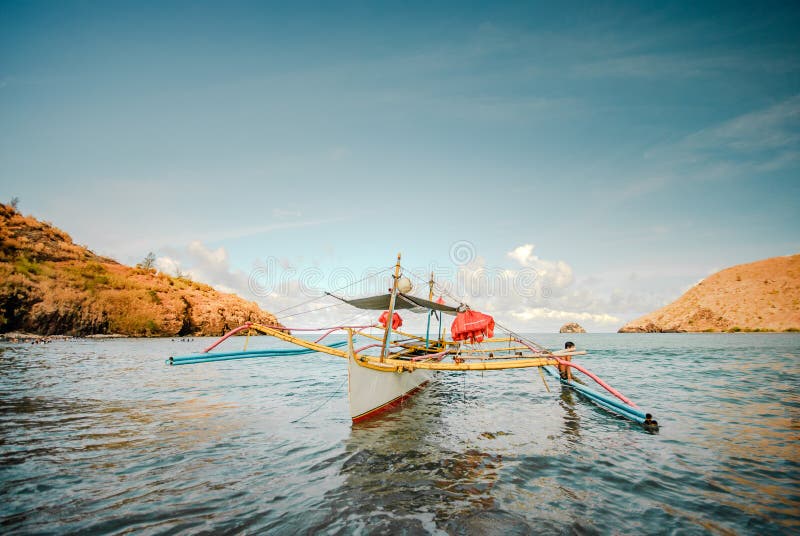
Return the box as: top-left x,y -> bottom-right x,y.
617,175 -> 668,202
118,215 -> 349,260
151,241 -> 686,333
272,208 -> 302,219
681,94 -> 800,155
417,245 -> 635,332
153,241 -> 361,328
640,94 -> 800,184
587,95 -> 800,211
155,255 -> 181,276
507,244 -> 574,288
511,307 -> 621,325
448,245 -> 697,332
573,52 -> 799,80
185,242 -> 250,295
187,240 -> 226,265
155,242 -> 249,296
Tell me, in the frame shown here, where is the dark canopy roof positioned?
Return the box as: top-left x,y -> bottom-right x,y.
327,292 -> 462,314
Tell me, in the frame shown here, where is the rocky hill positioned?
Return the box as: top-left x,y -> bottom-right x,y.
619,254 -> 800,333
559,322 -> 586,333
0,203 -> 281,336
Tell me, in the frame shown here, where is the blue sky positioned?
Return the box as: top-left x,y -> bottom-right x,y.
2,1 -> 798,331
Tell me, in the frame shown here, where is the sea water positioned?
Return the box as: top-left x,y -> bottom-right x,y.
1,334 -> 798,534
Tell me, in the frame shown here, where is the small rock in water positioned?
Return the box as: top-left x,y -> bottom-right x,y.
479,431 -> 511,440
559,322 -> 586,333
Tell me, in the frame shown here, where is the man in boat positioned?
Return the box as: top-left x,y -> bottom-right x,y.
559,341 -> 575,381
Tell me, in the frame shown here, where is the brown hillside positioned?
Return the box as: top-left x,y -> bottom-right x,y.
0,203 -> 280,336
619,254 -> 800,333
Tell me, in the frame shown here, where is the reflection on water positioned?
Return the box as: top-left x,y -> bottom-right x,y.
315,383 -> 510,533
1,334 -> 799,534
558,388 -> 582,444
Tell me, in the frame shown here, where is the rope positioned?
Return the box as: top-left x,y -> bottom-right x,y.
496,320 -> 546,352
270,261 -> 541,353
272,265 -> 395,318
291,375 -> 348,423
336,309 -> 375,327
276,301 -> 349,321
405,269 -> 465,307
272,293 -> 331,317
405,266 -> 531,350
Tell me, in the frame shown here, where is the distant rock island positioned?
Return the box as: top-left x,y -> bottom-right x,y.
619,254 -> 800,333
559,322 -> 586,333
0,203 -> 280,337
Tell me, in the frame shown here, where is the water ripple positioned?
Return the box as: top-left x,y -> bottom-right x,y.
1,334 -> 798,534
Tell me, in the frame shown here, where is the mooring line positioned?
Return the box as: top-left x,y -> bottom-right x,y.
291,375 -> 348,424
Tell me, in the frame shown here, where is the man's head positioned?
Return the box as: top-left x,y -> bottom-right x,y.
565,341 -> 575,349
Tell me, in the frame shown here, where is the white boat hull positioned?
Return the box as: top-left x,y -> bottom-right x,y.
348,353 -> 432,423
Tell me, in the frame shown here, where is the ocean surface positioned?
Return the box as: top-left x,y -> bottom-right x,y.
1,333 -> 798,535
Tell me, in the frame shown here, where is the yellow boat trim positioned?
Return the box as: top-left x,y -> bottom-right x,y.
248,323 -> 350,358
247,323 -> 560,372
353,327 -> 515,348
356,354 -> 558,372
458,346 -> 530,354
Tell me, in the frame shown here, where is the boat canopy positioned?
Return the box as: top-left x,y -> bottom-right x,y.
327,292 -> 462,314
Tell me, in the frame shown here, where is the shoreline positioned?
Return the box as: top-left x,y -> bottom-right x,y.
3,330 -> 799,343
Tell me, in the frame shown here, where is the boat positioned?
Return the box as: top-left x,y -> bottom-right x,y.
167,253 -> 657,430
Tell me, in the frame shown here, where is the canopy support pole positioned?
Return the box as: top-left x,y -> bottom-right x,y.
425,271 -> 434,349
380,253 -> 402,361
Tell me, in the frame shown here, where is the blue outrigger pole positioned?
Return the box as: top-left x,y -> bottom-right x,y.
167,341 -> 348,366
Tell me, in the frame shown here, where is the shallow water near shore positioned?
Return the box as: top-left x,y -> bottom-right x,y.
1,333 -> 798,534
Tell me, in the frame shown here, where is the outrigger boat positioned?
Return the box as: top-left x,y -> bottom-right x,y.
167,254 -> 657,430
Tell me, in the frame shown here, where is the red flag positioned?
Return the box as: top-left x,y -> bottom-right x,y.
378,311 -> 403,330
450,310 -> 495,343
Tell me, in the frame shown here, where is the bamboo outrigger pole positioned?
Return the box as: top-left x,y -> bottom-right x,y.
425,271 -> 434,349
380,253 -> 402,361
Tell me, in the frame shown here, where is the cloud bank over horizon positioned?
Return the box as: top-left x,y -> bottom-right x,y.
150,239 -> 681,332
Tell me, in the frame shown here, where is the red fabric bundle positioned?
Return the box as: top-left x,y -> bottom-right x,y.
450,310 -> 495,343
378,311 -> 403,330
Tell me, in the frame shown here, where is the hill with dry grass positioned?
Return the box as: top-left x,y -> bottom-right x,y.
619,254 -> 800,333
0,203 -> 280,336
